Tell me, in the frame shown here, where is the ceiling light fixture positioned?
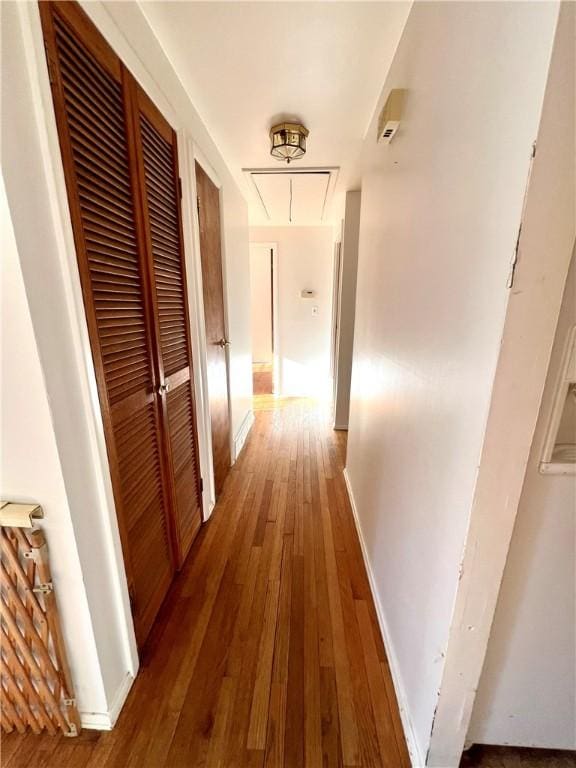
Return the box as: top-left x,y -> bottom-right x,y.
270,122 -> 309,164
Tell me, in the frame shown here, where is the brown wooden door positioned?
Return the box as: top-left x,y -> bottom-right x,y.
40,1 -> 202,647
195,163 -> 231,497
131,85 -> 202,565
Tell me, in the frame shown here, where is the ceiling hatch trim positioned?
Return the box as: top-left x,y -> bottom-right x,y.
243,166 -> 339,224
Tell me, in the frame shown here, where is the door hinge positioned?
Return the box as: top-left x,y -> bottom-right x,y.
33,582 -> 53,595
199,477 -> 204,494
196,195 -> 200,215
178,177 -> 183,200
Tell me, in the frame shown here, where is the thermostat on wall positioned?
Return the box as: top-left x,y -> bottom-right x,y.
301,289 -> 315,298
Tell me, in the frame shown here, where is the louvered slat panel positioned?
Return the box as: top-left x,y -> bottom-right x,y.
140,115 -> 189,378
54,16 -> 150,404
114,402 -> 172,635
45,3 -> 175,648
138,95 -> 202,564
166,385 -> 201,556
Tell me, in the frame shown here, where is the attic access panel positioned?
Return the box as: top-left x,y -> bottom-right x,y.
244,168 -> 339,224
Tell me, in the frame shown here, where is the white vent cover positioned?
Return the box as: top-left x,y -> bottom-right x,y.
378,88 -> 406,144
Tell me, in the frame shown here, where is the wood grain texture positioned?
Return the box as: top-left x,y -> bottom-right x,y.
39,1 -> 174,647
4,398 -> 409,766
134,84 -> 202,567
40,1 -> 203,646
253,363 -> 273,396
195,162 -> 231,498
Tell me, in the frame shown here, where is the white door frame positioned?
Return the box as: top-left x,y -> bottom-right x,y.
249,242 -> 279,395
177,137 -> 217,520
331,236 -> 343,416
180,139 -> 234,513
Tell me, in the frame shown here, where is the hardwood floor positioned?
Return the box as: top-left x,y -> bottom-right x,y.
253,363 -> 273,396
2,397 -> 410,768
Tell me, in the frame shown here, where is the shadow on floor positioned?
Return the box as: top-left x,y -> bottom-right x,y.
461,745 -> 576,767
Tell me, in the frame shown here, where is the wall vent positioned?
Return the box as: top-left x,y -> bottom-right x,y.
377,88 -> 406,144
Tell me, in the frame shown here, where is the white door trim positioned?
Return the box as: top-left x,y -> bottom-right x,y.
189,144 -> 235,483
178,135 -> 216,520
249,242 -> 279,395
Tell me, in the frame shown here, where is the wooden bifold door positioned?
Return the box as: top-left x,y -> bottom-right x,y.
40,1 -> 202,647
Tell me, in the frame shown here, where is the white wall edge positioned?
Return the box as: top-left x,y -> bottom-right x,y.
427,4 -> 573,762
539,461 -> 576,476
80,672 -> 135,731
15,0 -> 139,687
233,409 -> 255,463
343,468 -> 424,768
179,135 -> 217,521
248,241 -> 279,394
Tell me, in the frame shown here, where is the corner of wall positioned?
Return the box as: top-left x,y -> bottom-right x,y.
233,409 -> 255,463
342,468 -> 425,767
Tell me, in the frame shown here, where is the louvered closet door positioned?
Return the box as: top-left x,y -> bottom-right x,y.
131,84 -> 203,565
40,2 -> 175,646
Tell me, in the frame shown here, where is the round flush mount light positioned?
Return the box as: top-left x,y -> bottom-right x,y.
270,122 -> 309,164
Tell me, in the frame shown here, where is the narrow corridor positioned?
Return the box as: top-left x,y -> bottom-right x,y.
2,397 -> 409,768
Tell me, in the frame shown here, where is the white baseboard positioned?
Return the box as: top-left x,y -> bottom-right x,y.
80,671 -> 134,730
233,409 -> 254,463
342,468 -> 425,768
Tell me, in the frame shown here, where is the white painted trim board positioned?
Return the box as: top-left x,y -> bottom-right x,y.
343,468 -> 425,768
80,672 -> 134,731
233,409 -> 255,463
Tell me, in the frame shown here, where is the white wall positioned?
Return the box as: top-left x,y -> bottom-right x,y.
0,174 -> 107,719
345,2 -> 561,764
249,244 -> 273,364
334,191 -> 361,429
1,0 -> 252,726
250,226 -> 334,398
467,248 -> 576,750
428,5 -> 574,760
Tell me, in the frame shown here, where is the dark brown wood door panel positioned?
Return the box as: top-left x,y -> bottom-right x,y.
40,1 -> 202,647
195,162 -> 231,497
134,86 -> 202,565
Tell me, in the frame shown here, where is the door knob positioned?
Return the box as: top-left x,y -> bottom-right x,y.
215,338 -> 230,348
158,382 -> 170,395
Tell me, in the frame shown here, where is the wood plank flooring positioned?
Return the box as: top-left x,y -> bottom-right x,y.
253,363 -> 273,395
2,396 -> 410,768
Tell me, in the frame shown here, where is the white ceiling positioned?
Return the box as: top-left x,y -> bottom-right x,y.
139,1 -> 411,224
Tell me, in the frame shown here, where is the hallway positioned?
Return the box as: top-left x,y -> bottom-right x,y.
3,397 -> 410,768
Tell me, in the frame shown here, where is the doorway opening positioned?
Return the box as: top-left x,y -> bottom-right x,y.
249,243 -> 278,396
